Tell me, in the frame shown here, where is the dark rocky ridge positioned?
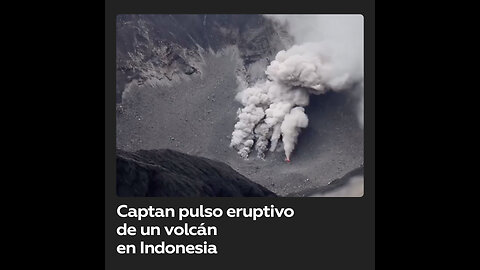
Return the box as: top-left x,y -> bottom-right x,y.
117,149 -> 277,197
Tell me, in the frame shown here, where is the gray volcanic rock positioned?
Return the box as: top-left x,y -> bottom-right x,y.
116,14 -> 291,102
117,149 -> 277,197
288,166 -> 364,197
116,15 -> 364,196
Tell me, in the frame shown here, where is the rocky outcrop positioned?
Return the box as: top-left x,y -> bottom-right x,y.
117,148 -> 277,197
116,14 -> 291,102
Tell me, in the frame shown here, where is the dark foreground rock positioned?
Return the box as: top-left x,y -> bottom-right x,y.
117,149 -> 277,197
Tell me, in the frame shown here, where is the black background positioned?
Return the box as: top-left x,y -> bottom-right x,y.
105,1 -> 375,269
26,0 -> 374,269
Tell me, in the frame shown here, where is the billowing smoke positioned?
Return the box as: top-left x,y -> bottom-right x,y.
230,15 -> 364,160
280,107 -> 309,160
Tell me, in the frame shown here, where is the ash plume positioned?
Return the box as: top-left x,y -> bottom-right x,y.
230,15 -> 364,160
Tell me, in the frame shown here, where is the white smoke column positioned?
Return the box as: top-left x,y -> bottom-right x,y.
230,15 -> 364,160
229,84 -> 269,158
281,107 -> 309,160
269,14 -> 364,129
266,42 -> 358,92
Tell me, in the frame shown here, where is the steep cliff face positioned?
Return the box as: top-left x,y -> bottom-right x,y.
116,14 -> 292,102
117,149 -> 277,197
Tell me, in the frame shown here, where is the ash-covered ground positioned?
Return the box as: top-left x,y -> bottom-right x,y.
116,15 -> 364,196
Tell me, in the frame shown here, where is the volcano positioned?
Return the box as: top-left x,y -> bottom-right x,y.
116,14 -> 364,196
